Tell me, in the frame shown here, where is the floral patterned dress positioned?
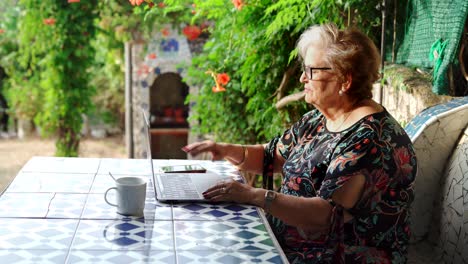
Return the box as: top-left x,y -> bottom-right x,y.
265,109 -> 417,263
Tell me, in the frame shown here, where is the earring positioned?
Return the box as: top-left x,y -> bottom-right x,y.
339,89 -> 344,96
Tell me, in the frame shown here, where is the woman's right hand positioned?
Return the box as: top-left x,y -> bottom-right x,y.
182,140 -> 226,160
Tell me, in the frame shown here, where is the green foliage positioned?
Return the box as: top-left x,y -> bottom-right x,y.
0,0 -> 383,158
89,1 -> 140,130
16,0 -> 99,156
158,0 -> 381,144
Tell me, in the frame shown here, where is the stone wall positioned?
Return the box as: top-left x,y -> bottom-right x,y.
130,28 -> 193,159
375,65 -> 455,126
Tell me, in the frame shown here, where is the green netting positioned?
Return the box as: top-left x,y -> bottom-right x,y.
396,0 -> 468,95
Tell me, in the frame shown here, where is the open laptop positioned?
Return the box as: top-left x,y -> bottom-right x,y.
142,109 -> 233,202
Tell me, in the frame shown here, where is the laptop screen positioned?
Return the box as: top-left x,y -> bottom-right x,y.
141,109 -> 158,196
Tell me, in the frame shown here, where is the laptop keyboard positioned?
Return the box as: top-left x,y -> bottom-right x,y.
159,174 -> 201,199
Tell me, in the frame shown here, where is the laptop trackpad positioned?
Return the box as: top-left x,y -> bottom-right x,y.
191,173 -> 231,193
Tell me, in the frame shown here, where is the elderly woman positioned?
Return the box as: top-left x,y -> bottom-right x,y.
183,23 -> 417,263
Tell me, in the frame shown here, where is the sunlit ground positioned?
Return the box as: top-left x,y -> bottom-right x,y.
0,135 -> 126,193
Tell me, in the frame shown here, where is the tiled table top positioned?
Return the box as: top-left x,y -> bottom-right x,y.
0,157 -> 288,263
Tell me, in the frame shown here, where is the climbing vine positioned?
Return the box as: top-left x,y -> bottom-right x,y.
17,0 -> 99,156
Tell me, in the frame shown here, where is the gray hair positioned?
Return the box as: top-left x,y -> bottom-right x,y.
297,23 -> 381,100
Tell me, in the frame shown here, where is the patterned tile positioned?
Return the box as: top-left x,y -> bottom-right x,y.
72,219 -> 173,251
47,194 -> 88,218
0,219 -> 78,250
5,172 -> 94,193
0,157 -> 287,264
81,193 -> 172,220
408,98 -> 468,242
0,249 -> 67,263
426,128 -> 468,263
97,158 -> 153,176
177,250 -> 285,264
172,203 -> 260,221
405,97 -> 468,139
174,221 -> 275,252
0,193 -> 87,219
0,193 -> 55,218
67,250 -> 175,263
90,173 -> 151,194
21,157 -> 100,174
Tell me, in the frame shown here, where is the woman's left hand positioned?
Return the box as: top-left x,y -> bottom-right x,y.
203,180 -> 256,204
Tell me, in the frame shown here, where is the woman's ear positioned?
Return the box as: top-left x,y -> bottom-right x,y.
341,74 -> 353,91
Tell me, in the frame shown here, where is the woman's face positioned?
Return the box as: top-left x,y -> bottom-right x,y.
300,47 -> 341,107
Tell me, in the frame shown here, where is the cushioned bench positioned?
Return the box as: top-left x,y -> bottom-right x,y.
405,97 -> 468,264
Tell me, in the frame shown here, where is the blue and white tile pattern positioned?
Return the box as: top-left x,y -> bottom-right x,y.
0,158 -> 288,263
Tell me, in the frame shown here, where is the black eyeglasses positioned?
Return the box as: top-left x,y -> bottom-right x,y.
301,64 -> 332,80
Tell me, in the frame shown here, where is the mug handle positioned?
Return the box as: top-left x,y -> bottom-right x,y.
104,187 -> 117,207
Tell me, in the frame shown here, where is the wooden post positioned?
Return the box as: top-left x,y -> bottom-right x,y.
379,0 -> 387,105
125,42 -> 134,158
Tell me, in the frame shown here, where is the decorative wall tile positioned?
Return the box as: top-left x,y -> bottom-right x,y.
428,128 -> 468,263
0,219 -> 78,250
408,99 -> 468,242
72,219 -> 173,251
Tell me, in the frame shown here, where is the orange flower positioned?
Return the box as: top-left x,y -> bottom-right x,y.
148,53 -> 157,59
231,0 -> 244,10
158,2 -> 165,8
182,25 -> 201,41
129,0 -> 145,6
43,18 -> 56,25
217,73 -> 230,86
0,29 -> 4,34
212,84 -> 226,93
67,0 -> 80,3
206,70 -> 227,93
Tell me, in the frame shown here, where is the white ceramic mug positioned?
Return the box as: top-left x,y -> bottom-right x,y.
104,176 -> 147,216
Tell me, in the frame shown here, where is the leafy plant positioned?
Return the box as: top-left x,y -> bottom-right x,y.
150,0 -> 381,145
16,0 -> 99,156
